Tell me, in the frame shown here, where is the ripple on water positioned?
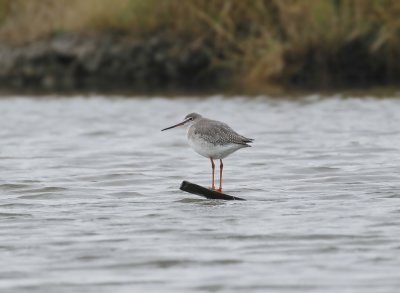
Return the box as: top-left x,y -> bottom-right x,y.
0,212 -> 32,219
0,183 -> 33,190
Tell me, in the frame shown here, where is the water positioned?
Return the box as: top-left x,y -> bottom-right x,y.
1,95 -> 400,293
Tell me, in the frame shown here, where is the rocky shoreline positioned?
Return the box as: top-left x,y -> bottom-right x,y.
1,32 -> 399,95
0,33 -> 229,94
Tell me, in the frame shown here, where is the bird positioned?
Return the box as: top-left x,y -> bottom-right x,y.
161,113 -> 253,192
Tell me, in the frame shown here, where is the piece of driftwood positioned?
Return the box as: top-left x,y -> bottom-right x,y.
180,181 -> 246,201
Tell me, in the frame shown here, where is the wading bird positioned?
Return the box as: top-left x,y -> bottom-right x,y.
162,113 -> 253,192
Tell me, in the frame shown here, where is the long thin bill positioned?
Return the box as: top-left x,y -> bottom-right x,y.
161,120 -> 185,131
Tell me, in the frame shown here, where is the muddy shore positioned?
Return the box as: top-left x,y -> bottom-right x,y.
0,32 -> 399,95
0,33 -> 231,94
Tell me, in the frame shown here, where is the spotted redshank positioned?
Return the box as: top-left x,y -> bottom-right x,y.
162,113 -> 253,192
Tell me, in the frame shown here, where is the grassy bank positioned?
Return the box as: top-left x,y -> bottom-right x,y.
1,0 -> 400,91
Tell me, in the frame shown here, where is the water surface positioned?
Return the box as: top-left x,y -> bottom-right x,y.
1,95 -> 400,292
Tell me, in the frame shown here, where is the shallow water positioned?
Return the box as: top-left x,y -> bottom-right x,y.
1,95 -> 400,292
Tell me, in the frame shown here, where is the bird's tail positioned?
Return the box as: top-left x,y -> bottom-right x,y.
242,137 -> 254,147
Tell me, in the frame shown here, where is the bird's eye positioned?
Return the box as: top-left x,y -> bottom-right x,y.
188,117 -> 193,121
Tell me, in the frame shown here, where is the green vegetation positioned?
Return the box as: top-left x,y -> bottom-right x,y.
1,0 -> 400,91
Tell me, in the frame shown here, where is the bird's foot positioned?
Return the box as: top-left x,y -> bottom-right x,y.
216,188 -> 222,193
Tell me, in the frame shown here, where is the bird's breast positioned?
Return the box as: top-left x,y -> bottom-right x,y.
187,132 -> 244,159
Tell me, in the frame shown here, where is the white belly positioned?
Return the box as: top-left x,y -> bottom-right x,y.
187,133 -> 245,159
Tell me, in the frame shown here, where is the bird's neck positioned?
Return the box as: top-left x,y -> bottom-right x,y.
186,122 -> 196,137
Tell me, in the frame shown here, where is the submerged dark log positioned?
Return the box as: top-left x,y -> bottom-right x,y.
180,181 -> 246,201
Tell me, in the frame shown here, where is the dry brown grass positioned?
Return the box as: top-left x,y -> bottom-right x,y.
1,0 -> 400,88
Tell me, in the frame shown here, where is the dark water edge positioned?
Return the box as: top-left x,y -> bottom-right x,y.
0,85 -> 399,100
2,32 -> 400,97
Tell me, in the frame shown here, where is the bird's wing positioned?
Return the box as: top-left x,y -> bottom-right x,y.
194,119 -> 253,145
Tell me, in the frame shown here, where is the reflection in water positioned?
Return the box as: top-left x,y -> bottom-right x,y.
1,96 -> 400,292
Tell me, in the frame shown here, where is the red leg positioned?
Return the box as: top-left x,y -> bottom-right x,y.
210,158 -> 216,190
217,159 -> 223,192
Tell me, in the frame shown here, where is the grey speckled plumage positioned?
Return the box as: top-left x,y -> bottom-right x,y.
183,113 -> 253,160
187,115 -> 253,147
161,112 -> 253,191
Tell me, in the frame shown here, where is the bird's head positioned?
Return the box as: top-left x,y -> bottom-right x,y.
161,113 -> 202,131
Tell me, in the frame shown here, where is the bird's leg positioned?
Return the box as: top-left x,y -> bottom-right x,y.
210,158 -> 216,190
217,159 -> 223,192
